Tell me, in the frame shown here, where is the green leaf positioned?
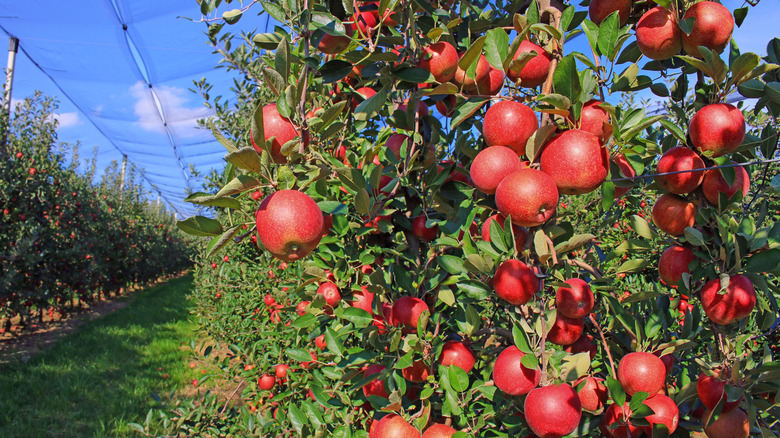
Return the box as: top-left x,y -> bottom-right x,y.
225,147 -> 262,173
184,192 -> 242,210
684,227 -> 706,246
354,87 -> 388,121
537,93 -> 571,110
484,28 -> 509,70
253,32 -> 284,49
207,120 -> 238,152
678,17 -> 695,36
458,35 -> 487,75
616,40 -> 642,64
319,60 -> 353,83
553,54 -> 580,102
177,216 -> 224,237
606,376 -> 626,405
512,324 -> 533,354
744,249 -> 780,274
448,365 -> 469,392
260,1 -> 287,22
325,328 -> 345,357
438,255 -> 465,275
456,280 -> 491,300
292,313 -> 317,328
526,124 -> 557,163
355,188 -> 371,215
733,7 -> 748,27
287,348 -> 315,362
216,174 -> 261,197
274,37 -> 290,82
451,98 -> 487,129
521,353 -> 539,370
581,19 -> 600,55
222,8 -> 242,24
393,67 -> 434,83
616,258 -> 648,274
597,11 -> 620,59
342,307 -> 372,327
317,201 -> 348,215
287,404 -> 307,435
206,224 -> 243,257
738,78 -> 766,98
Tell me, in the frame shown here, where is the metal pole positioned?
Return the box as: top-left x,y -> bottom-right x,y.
4,37 -> 19,115
119,154 -> 128,190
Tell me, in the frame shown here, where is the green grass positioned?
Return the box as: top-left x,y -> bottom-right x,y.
0,275 -> 199,438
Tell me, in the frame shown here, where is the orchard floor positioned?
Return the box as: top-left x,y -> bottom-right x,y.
0,275 -> 202,438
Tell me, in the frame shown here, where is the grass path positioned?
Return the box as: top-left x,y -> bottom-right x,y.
0,275 -> 199,438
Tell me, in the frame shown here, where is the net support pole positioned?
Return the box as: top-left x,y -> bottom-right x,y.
119,154 -> 127,189
4,37 -> 19,115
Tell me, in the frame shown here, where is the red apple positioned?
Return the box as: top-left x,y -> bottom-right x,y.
564,334 -> 597,359
255,190 -> 324,262
617,352 -> 666,397
690,103 -> 746,158
252,104 -> 299,164
363,364 -> 389,399
636,7 -> 682,60
506,40 -> 553,88
540,130 -> 609,195
401,360 -> 430,383
439,340 -> 476,373
524,384 -> 582,438
475,66 -> 505,95
555,278 -> 595,319
350,286 -> 375,315
453,53 -> 490,92
351,9 -> 378,40
315,334 -> 327,350
392,296 -> 429,329
612,153 -> 636,198
546,313 -> 585,346
574,376 -> 608,412
578,100 -> 611,142
481,213 -> 529,249
317,281 -> 341,308
700,274 -> 756,325
470,146 -> 525,194
422,423 -> 457,437
492,346 -> 541,396
482,100 -> 539,155
697,371 -> 743,413
656,146 -> 705,194
316,23 -> 353,54
681,1 -> 734,58
435,95 -> 457,117
412,215 -> 438,242
258,374 -> 275,390
702,164 -> 750,205
352,87 -> 377,110
495,169 -> 559,227
296,301 -> 310,316
372,414 -> 421,438
417,41 -> 459,83
275,364 -> 290,381
658,245 -> 696,287
703,408 -> 750,438
601,403 -> 640,438
493,259 -> 539,305
651,193 -> 696,236
588,0 -> 632,25
641,394 -> 679,435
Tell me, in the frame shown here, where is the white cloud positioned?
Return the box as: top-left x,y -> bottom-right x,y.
53,112 -> 82,128
129,81 -> 213,138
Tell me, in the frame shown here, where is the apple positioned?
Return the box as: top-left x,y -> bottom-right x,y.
617,352 -> 666,397
641,394 -> 679,435
351,9 -> 378,40
525,385 -> 582,438
495,169 -> 559,227
700,274 -> 756,325
612,153 -> 636,198
315,334 -> 327,350
397,100 -> 430,119
506,40 -> 553,88
492,346 -> 541,396
371,414 -> 421,438
702,164 -> 750,205
681,1 -> 734,58
350,285 -> 375,315
252,104 -> 298,164
392,296 -> 429,329
402,360 -> 430,383
470,146 -> 525,194
258,374 -> 275,390
417,41 -> 459,84
697,371 -> 743,413
482,100 -> 538,155
601,402 -> 640,438
493,259 -> 539,305
656,146 -> 705,194
453,53 -> 490,92
435,95 -> 457,117
439,340 -> 476,373
255,190 -> 324,261
481,213 -> 529,249
546,313 -> 584,346
555,278 -> 595,319
655,351 -> 675,376
588,0 -> 632,25
412,216 -> 438,242
274,364 -> 290,381
574,376 -> 608,412
690,103 -> 746,158
702,408 -> 750,438
264,294 -> 277,307
422,423 -> 457,437
651,193 -> 696,236
636,7 -> 682,60
578,100 -> 611,143
317,281 -> 341,308
658,245 -> 696,287
540,130 -> 609,195
296,301 -> 310,316
475,66 -> 505,95
352,87 -> 377,110
564,334 -> 597,359
316,23 -> 353,54
363,364 -> 389,399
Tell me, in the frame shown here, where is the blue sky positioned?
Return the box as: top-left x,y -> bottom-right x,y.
0,0 -> 777,217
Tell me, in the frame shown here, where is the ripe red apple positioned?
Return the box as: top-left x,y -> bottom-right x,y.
495,169 -> 559,227
258,374 -> 275,390
697,371 -> 743,413
493,259 -> 539,305
574,376 -> 608,412
255,190 -> 324,261
641,394 -> 679,435
316,23 -> 353,54
651,193 -> 696,236
275,364 -> 290,381
422,423 -> 456,437
351,9 -> 378,40
703,408 -> 750,438
681,1 -> 734,58
564,334 -> 597,359
435,95 -> 457,117
315,334 -> 327,350
656,146 -> 705,194
470,146 -> 525,194
690,103 -> 746,158
363,364 -> 389,399
401,360 -> 430,383
412,216 -> 438,242
601,403 -> 640,438
352,87 -> 377,110
506,40 -> 553,88
578,100 -> 611,143
417,41 -> 459,83
453,53 -> 490,92
612,153 -> 636,198
350,286 -> 375,315
636,6 -> 682,60
439,340 -> 476,373
617,352 -> 666,397
372,414 -> 421,438
482,100 -> 538,155
316,282 -> 341,309
481,213 -> 529,249
659,245 -> 696,287
655,351 -> 675,376
492,346 -> 541,396
475,66 -> 505,95
546,313 -> 585,346
524,384 -> 582,438
555,278 -> 595,319
540,130 -> 609,195
296,301 -> 310,316
392,296 -> 429,329
252,104 -> 298,164
700,274 -> 756,325
702,164 -> 750,205
588,0 -> 631,25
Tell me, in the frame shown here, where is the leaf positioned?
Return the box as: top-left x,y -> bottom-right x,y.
184,192 -> 242,210
484,28 -> 509,70
553,54 -> 580,102
448,365 -> 469,392
319,60 -> 353,83
287,348 -> 315,362
355,188 -> 371,215
616,258 -> 648,274
287,404 -> 307,435
253,32 -> 284,49
730,52 -> 760,86
207,120 -> 238,153
225,147 -> 262,173
222,8 -> 242,24
325,328 -> 345,357
537,93 -> 571,110
451,99 -> 487,129
630,214 -> 656,239
260,1 -> 287,22
438,255 -> 465,275
354,87 -> 388,121
684,227 -> 705,246
606,376 -> 626,405
733,7 -> 748,27
216,174 -> 261,197
177,216 -> 224,237
738,78 -> 766,98
206,224 -> 243,257
317,201 -> 348,215
393,67 -> 434,83
274,37 -> 290,82
744,249 -> 780,274
597,11 -> 620,58
525,124 -> 556,162
512,324 -> 533,354
457,280 -> 491,300
555,234 -> 596,254
521,353 -> 539,370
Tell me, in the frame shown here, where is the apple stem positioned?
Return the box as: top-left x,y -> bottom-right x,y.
539,6 -> 562,128
589,314 -> 617,377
